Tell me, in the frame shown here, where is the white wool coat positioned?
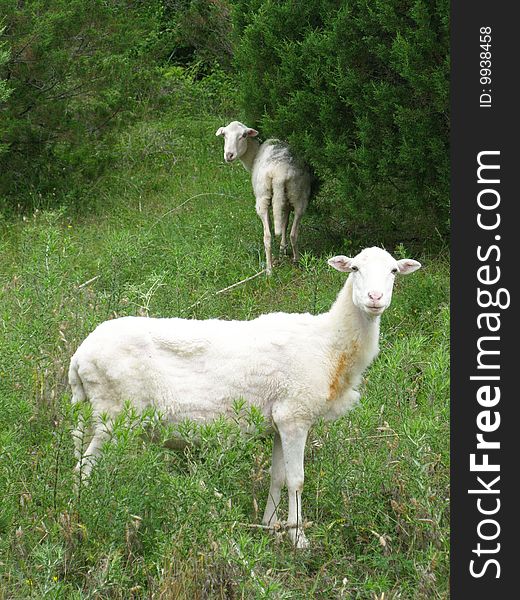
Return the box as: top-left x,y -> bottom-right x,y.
69,278 -> 380,430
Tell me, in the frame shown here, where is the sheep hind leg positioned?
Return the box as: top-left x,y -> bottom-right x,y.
72,413 -> 94,470
271,180 -> 289,258
279,207 -> 290,257
289,211 -> 303,264
257,207 -> 273,275
262,432 -> 285,531
286,177 -> 309,265
74,414 -> 113,487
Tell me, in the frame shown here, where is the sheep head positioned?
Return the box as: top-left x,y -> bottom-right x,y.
215,121 -> 258,163
328,247 -> 421,316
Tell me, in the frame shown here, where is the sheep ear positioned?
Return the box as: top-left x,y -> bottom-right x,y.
328,255 -> 354,272
246,128 -> 259,137
215,127 -> 225,136
396,259 -> 421,275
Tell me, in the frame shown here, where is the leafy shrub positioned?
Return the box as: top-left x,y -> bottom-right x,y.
0,27 -> 12,159
160,62 -> 236,116
233,0 -> 449,242
160,0 -> 234,70
0,0 -> 162,203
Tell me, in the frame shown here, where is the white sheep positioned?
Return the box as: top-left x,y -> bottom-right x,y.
69,247 -> 421,548
215,121 -> 311,274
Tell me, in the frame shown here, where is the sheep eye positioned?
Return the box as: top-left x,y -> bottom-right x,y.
351,266 -> 359,272
391,268 -> 398,274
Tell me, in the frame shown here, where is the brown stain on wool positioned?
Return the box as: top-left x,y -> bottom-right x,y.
327,341 -> 360,401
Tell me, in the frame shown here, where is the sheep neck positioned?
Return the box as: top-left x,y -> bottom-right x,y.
239,138 -> 261,172
326,276 -> 381,360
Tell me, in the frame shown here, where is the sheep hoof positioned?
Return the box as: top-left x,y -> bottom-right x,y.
293,530 -> 310,549
263,519 -> 282,535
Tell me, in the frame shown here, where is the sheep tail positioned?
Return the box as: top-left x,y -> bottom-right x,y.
68,356 -> 86,405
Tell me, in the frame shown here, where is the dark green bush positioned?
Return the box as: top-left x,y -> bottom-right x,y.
0,27 -> 12,159
161,0 -> 234,70
233,0 -> 449,242
0,0 -> 162,203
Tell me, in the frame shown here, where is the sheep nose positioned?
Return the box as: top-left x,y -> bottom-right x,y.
368,291 -> 383,301
225,152 -> 235,161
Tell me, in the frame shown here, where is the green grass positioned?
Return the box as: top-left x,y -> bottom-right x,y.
0,111 -> 449,599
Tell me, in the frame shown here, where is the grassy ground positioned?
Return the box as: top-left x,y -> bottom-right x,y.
0,112 -> 449,598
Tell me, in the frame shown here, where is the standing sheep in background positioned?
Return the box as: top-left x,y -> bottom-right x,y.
215,121 -> 312,275
69,247 -> 421,548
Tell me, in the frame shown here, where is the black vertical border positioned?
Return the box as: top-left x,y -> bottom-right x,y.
451,2 -> 518,597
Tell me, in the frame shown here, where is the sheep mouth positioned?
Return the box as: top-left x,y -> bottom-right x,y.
225,156 -> 237,163
365,304 -> 385,314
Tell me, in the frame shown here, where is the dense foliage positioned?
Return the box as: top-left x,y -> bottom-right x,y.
233,0 -> 450,240
0,28 -> 11,100
0,0 -> 162,198
161,0 -> 233,69
0,27 -> 12,159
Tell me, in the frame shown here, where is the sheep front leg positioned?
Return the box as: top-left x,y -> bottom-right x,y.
262,432 -> 285,529
257,205 -> 273,275
278,423 -> 310,548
